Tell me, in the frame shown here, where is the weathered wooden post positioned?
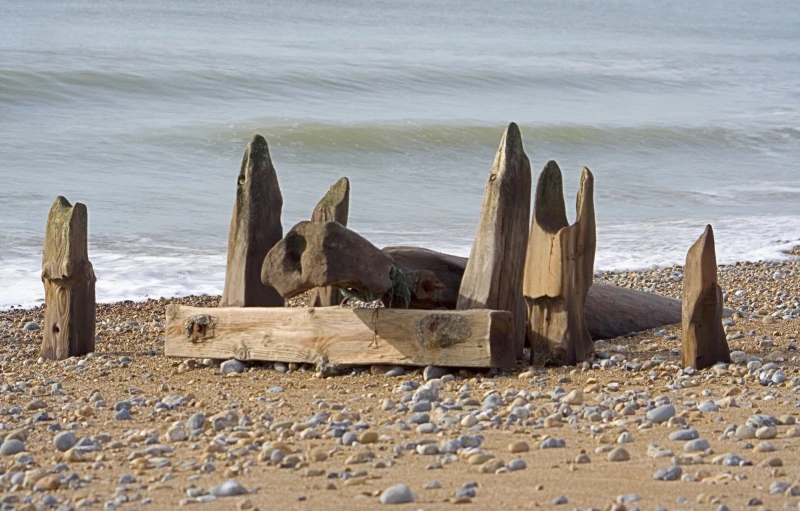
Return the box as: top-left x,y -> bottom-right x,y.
524,162 -> 596,365
308,177 -> 350,306
681,225 -> 730,369
41,197 -> 96,360
457,123 -> 531,360
220,134 -> 284,307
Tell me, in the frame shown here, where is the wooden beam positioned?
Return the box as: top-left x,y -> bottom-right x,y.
41,196 -> 96,360
165,305 -> 515,368
309,177 -> 350,307
457,123 -> 531,360
220,135 -> 284,307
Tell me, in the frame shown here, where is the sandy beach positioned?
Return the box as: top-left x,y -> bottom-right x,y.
0,254 -> 797,511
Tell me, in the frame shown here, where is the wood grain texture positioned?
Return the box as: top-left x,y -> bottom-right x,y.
682,225 -> 730,369
165,305 -> 515,368
524,163 -> 596,365
457,123 -> 531,361
309,177 -> 350,307
41,196 -> 96,360
220,135 -> 284,307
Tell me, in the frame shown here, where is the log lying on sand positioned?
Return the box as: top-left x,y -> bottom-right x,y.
384,247 -> 466,309
381,246 -> 687,340
220,135 -> 284,307
308,177 -> 350,307
523,162 -> 596,365
41,196 -> 96,360
262,221 -> 394,300
165,305 -> 515,368
457,123 -> 531,360
682,225 -> 730,370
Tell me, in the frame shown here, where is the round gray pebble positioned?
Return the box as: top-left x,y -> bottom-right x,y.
380,484 -> 415,505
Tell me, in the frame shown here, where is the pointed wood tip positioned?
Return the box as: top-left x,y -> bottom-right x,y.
687,224 -> 717,269
52,196 -> 72,211
533,161 -> 568,230
249,134 -> 269,155
499,122 -> 524,156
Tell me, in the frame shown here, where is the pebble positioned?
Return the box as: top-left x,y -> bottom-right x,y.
683,439 -> 710,452
653,465 -> 682,481
0,439 -> 24,455
507,459 -> 526,471
607,447 -> 630,462
423,366 -> 449,381
507,441 -> 529,453
552,495 -> 568,505
540,437 -> 566,449
756,426 -> 777,439
187,413 -> 206,430
379,484 -> 414,505
220,359 -> 247,375
669,428 -> 698,441
647,404 -> 675,423
115,409 -> 132,421
561,389 -> 583,406
210,479 -> 249,497
53,431 -> 77,452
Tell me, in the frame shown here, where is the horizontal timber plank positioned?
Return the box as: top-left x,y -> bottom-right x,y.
165,305 -> 515,368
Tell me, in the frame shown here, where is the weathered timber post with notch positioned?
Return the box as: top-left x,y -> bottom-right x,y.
681,224 -> 730,369
524,162 -> 596,365
41,196 -> 96,360
456,122 -> 531,361
308,177 -> 350,306
220,134 -> 284,307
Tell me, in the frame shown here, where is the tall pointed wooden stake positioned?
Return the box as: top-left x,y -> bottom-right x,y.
524,162 -> 596,365
220,135 -> 284,307
308,177 -> 350,306
682,225 -> 730,369
41,197 -> 96,360
457,123 -> 531,360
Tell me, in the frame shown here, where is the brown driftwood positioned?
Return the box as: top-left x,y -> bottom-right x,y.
165,305 -> 515,368
383,247 -> 464,309
308,177 -> 350,307
457,123 -> 531,360
682,225 -> 730,369
41,196 -> 96,360
380,246 -> 736,341
524,162 -> 596,365
262,221 -> 394,300
220,135 -> 284,307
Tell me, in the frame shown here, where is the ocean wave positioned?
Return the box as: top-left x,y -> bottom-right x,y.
138,119 -> 800,154
0,62 -> 713,106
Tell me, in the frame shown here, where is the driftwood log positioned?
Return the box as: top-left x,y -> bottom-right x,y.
524,162 -> 596,365
165,305 -> 515,368
381,247 -> 685,340
457,123 -> 531,360
682,225 -> 730,369
308,177 -> 350,307
41,196 -> 96,360
262,221 -> 394,300
220,135 -> 284,307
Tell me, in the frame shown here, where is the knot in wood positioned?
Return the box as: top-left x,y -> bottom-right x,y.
415,314 -> 471,349
184,314 -> 215,342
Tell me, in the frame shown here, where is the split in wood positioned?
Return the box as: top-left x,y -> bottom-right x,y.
524,161 -> 596,366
